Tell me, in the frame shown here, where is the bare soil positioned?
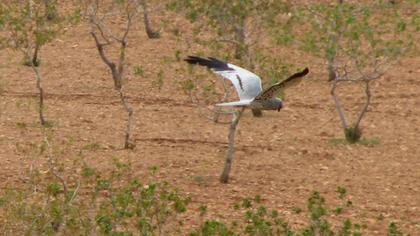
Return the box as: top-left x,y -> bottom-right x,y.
0,12 -> 420,235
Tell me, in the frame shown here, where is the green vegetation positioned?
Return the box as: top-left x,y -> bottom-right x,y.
133,64 -> 145,77
190,187 -> 408,236
0,149 -> 408,235
0,140 -> 190,235
329,137 -> 380,146
83,142 -> 101,151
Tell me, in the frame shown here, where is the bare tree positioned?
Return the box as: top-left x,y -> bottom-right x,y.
329,61 -> 390,143
0,1 -> 67,125
325,2 -> 413,143
288,1 -> 415,143
85,0 -> 141,149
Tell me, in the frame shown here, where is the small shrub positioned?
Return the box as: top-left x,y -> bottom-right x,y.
387,222 -> 407,236
345,126 -> 362,144
15,122 -> 27,129
83,142 -> 101,151
189,220 -> 236,236
22,57 -> 41,67
292,206 -> 302,214
175,49 -> 182,61
133,65 -> 145,77
336,186 -> 347,199
152,69 -> 165,90
42,120 -> 55,128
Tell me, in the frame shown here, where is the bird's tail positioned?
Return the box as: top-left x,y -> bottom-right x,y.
215,100 -> 252,107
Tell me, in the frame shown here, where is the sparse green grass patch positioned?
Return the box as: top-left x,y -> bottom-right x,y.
329,137 -> 380,146
133,64 -> 145,77
16,122 -> 27,129
83,142 -> 101,151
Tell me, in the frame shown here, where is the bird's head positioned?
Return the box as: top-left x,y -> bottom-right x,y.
274,98 -> 283,112
277,102 -> 283,112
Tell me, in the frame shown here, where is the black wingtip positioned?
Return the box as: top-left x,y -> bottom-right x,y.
184,55 -> 233,71
290,67 -> 309,80
300,67 -> 309,76
184,55 -> 200,64
280,67 -> 310,84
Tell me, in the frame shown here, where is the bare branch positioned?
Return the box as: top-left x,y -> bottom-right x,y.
121,6 -> 134,43
213,76 -> 232,122
217,38 -> 241,45
187,91 -> 235,124
354,80 -> 371,129
68,181 -> 81,204
90,31 -> 115,70
244,17 -> 263,44
91,20 -> 112,44
330,79 -> 349,129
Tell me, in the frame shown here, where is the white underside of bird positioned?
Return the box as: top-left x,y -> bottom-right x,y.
215,99 -> 253,107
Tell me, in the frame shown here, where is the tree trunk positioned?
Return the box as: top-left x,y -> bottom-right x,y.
220,107 -> 245,183
28,0 -> 33,18
331,80 -> 371,143
32,43 -> 40,66
234,25 -> 246,60
330,80 -> 348,130
118,87 -> 135,149
327,58 -> 336,81
141,0 -> 160,39
30,56 -> 46,125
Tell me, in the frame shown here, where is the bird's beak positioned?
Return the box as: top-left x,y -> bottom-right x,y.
277,103 -> 283,112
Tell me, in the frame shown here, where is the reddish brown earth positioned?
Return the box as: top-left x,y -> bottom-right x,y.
1,11 -> 420,235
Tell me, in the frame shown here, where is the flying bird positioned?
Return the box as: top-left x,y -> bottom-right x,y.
184,56 -> 309,112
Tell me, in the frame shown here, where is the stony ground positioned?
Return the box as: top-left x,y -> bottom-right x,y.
0,9 -> 420,235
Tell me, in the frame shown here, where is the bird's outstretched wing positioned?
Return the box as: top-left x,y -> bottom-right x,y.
185,56 -> 263,101
254,68 -> 309,101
